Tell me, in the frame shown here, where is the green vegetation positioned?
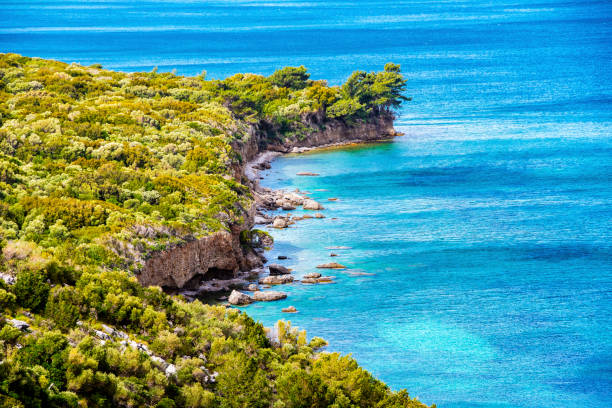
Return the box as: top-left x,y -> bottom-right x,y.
0,53 -> 425,407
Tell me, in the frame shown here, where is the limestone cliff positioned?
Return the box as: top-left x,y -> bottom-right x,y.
138,113 -> 397,290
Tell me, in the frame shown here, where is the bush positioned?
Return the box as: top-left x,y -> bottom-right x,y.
13,268 -> 50,312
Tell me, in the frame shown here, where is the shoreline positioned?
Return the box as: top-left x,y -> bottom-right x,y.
216,135 -> 399,306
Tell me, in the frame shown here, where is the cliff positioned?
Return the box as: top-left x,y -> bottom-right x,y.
138,113 -> 397,290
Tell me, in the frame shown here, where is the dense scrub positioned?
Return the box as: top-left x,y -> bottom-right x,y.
0,54 -> 428,407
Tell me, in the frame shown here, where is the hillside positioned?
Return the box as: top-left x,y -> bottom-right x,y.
0,53 -> 429,408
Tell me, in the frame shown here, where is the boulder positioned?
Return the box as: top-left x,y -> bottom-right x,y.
277,255 -> 288,260
8,319 -> 29,332
281,201 -> 296,211
284,193 -> 304,205
165,364 -> 177,377
314,213 -> 325,219
317,276 -> 334,283
282,306 -> 298,313
268,264 -> 291,275
272,217 -> 288,229
301,278 -> 318,284
247,284 -> 258,291
303,272 -> 321,279
252,291 -> 287,301
0,273 -> 15,285
259,275 -> 294,285
228,290 -> 253,305
316,262 -> 346,269
303,199 -> 324,210
330,253 -> 338,257
254,215 -> 272,225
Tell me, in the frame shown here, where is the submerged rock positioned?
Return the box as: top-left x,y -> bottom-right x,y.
317,276 -> 334,283
314,213 -> 325,219
268,264 -> 291,275
252,291 -> 287,301
301,278 -> 318,284
228,290 -> 253,305
296,172 -> 319,176
316,262 -> 346,269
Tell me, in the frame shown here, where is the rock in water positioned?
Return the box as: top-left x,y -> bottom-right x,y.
296,172 -> 319,176
314,213 -> 325,218
301,278 -> 318,284
316,262 -> 346,269
252,291 -> 287,301
268,264 -> 291,275
228,290 -> 253,305
259,275 -> 294,285
282,306 -> 298,313
303,199 -> 324,210
304,272 -> 321,279
272,217 -> 288,228
247,284 -> 258,291
277,255 -> 288,260
317,276 -> 334,283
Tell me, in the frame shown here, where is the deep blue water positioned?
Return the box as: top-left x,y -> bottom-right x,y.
2,1 -> 611,407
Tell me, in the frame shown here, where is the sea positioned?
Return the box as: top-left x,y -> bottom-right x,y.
1,1 -> 611,407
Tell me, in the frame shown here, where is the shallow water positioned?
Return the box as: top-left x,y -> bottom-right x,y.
2,0 -> 611,406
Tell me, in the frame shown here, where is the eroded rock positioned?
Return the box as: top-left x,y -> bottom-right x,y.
316,262 -> 346,269
252,291 -> 287,301
268,264 -> 290,275
228,290 -> 253,305
259,275 -> 294,285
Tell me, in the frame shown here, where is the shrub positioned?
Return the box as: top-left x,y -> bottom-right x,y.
13,268 -> 50,312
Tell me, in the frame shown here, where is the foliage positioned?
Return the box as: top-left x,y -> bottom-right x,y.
0,54 -> 420,408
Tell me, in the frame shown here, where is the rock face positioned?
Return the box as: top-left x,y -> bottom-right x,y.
259,275 -> 294,285
303,199 -> 324,210
268,264 -> 291,275
228,290 -> 253,305
252,291 -> 287,301
139,231 -> 256,289
316,262 -> 346,269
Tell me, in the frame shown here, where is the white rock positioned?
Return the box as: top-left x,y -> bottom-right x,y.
259,275 -> 294,285
8,319 -> 29,331
252,291 -> 287,301
165,364 -> 177,377
228,290 -> 253,305
303,199 -> 323,210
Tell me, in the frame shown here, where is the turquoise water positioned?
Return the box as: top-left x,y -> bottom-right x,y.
2,0 -> 611,406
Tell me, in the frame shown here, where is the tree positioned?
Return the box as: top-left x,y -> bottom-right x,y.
269,66 -> 311,90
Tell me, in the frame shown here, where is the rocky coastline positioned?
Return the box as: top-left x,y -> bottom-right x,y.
138,113 -> 401,303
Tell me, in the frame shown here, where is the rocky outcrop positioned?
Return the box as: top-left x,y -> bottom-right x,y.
138,230 -> 260,289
